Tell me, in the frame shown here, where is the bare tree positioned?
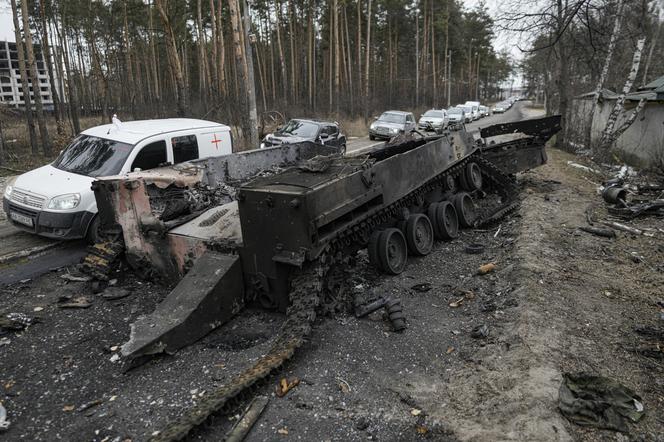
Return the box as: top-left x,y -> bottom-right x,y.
10,0 -> 37,155
586,0 -> 625,149
20,0 -> 51,154
599,37 -> 647,150
155,0 -> 187,117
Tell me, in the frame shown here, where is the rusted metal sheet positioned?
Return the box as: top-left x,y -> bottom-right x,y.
121,251 -> 244,360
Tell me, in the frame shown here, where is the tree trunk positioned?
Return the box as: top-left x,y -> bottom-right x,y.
38,0 -> 64,134
599,37 -> 647,150
149,1 -> 161,103
155,0 -> 187,117
641,20 -> 660,85
275,2 -> 288,101
123,0 -> 136,119
587,0 -> 624,149
555,0 -> 570,149
10,0 -> 37,154
364,0 -> 372,122
228,0 -> 250,148
242,0 -> 259,147
196,0 -> 206,99
56,10 -> 80,134
217,0 -> 227,98
20,0 -> 51,154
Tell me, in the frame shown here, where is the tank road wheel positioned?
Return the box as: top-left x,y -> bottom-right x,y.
465,162 -> 483,191
377,228 -> 408,275
368,230 -> 383,269
405,214 -> 434,256
436,201 -> 459,240
453,192 -> 477,228
445,175 -> 457,193
427,203 -> 441,236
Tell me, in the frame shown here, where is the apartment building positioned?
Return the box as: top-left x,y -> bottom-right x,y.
0,40 -> 61,111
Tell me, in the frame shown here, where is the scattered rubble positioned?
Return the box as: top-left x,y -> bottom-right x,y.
0,403 -> 10,432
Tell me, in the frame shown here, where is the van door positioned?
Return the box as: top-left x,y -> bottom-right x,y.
198,129 -> 233,156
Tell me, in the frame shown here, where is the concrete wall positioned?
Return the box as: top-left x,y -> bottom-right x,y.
571,98 -> 664,168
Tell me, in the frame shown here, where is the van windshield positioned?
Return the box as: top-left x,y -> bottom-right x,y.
52,135 -> 134,177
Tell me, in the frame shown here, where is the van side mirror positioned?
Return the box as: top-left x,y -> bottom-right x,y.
320,133 -> 329,140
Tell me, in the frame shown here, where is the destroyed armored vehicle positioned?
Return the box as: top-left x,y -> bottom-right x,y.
85,115 -> 561,440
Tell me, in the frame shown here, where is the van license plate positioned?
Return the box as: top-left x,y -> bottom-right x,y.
10,211 -> 34,227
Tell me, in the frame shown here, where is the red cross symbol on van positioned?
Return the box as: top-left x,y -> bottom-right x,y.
211,134 -> 222,149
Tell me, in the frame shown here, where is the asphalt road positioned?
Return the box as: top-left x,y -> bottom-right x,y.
346,101 -> 528,155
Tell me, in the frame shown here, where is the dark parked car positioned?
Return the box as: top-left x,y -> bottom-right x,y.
261,119 -> 347,154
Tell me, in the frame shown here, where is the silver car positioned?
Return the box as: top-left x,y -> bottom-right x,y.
456,105 -> 473,123
369,111 -> 417,140
417,109 -> 449,134
447,107 -> 466,129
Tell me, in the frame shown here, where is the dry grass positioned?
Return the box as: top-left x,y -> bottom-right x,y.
1,115 -> 100,176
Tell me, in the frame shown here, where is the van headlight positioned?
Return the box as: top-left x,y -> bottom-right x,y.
48,193 -> 80,210
3,177 -> 16,199
370,122 -> 377,130
391,128 -> 399,134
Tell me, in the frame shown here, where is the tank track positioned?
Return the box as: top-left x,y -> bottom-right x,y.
149,250 -> 331,441
148,152 -> 518,441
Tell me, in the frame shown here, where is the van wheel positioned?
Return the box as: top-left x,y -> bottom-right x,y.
340,144 -> 347,155
86,216 -> 101,244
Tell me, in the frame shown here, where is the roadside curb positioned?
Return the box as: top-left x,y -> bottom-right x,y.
0,241 -> 63,266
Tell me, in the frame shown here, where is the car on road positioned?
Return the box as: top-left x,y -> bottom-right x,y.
456,105 -> 474,123
3,118 -> 233,242
369,111 -> 416,140
417,109 -> 448,134
260,118 -> 346,154
447,107 -> 466,129
492,102 -> 509,113
464,101 -> 481,120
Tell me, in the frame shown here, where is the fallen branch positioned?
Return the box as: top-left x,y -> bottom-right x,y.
600,220 -> 643,235
567,161 -> 602,175
579,226 -> 616,238
0,165 -> 25,173
225,396 -> 269,442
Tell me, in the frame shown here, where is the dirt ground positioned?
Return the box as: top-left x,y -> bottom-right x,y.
1,146 -> 663,441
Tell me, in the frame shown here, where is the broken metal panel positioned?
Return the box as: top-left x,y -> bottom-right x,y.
481,139 -> 549,175
479,116 -> 562,175
169,201 -> 242,243
121,251 -> 244,359
479,115 -> 562,141
201,142 -> 340,186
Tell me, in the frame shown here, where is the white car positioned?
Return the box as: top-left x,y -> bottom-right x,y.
3,118 -> 233,242
417,109 -> 449,134
492,102 -> 508,113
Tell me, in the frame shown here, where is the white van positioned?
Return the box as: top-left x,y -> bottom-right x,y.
464,101 -> 481,120
3,118 -> 233,241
